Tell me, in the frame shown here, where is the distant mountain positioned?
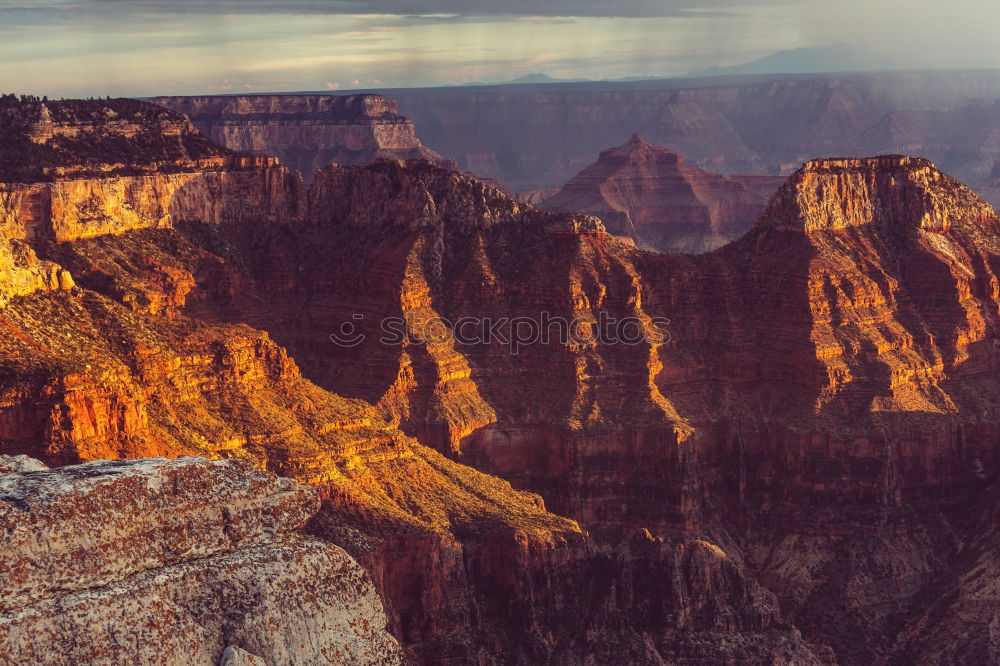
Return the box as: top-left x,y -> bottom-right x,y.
685,44 -> 900,78
441,72 -> 592,88
505,72 -> 590,84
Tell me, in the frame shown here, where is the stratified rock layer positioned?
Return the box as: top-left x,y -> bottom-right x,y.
149,94 -> 449,181
540,133 -> 766,252
0,98 -> 305,244
0,455 -> 402,665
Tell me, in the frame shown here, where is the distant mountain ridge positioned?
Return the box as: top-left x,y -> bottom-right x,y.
685,44 -> 901,78
505,72 -> 590,84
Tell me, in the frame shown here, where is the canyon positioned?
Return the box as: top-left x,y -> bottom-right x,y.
3,96 -> 1000,663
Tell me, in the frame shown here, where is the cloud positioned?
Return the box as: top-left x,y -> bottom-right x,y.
15,0 -> 767,19
324,81 -> 341,90
6,0 -> 1000,98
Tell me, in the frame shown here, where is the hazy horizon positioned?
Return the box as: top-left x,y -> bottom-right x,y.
2,0 -> 999,98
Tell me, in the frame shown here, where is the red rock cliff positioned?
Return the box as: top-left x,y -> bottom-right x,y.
540,133 -> 766,252
0,97 -> 304,243
149,94 -> 449,182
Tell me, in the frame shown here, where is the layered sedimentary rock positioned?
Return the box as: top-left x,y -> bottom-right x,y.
149,94 -> 449,181
246,155 -> 1000,521
0,455 -> 401,665
7,96 -> 1000,663
0,98 -> 304,243
0,163 -> 303,243
539,133 -> 766,252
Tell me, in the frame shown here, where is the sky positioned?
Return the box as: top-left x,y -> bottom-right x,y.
1,0 -> 999,98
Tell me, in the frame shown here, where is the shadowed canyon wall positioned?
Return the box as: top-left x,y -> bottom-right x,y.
182,154 -> 1000,662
